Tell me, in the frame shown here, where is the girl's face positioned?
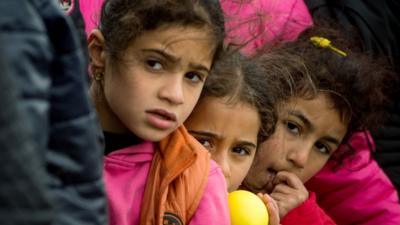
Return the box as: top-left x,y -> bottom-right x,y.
93,25 -> 215,141
243,94 -> 348,193
184,96 -> 260,192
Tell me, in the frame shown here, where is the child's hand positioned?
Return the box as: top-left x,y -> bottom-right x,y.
270,171 -> 308,218
257,193 -> 280,225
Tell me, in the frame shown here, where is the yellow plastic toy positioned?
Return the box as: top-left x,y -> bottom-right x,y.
228,190 -> 269,225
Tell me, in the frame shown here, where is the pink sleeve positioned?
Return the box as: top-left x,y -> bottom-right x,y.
306,131 -> 400,225
79,0 -> 104,35
221,0 -> 312,55
282,192 -> 336,225
189,160 -> 231,225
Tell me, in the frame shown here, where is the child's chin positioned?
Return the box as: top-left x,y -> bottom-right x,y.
137,129 -> 171,142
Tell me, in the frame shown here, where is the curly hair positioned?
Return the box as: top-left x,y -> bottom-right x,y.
256,24 -> 397,166
99,0 -> 225,62
290,27 -> 393,135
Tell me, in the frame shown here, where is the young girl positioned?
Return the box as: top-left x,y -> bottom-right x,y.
305,4 -> 400,224
87,0 -> 228,224
184,52 -> 270,193
184,49 -> 313,224
243,25 -> 395,224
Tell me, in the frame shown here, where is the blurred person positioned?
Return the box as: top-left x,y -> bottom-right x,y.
0,1 -> 107,225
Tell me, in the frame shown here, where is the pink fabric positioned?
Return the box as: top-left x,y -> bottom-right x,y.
79,0 -> 103,35
282,192 -> 336,225
220,0 -> 312,55
103,141 -> 230,225
188,160 -> 230,224
104,141 -> 153,225
79,0 -> 312,53
306,131 -> 400,225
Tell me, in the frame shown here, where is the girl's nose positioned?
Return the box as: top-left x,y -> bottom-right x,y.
158,76 -> 184,105
212,150 -> 231,180
287,143 -> 312,169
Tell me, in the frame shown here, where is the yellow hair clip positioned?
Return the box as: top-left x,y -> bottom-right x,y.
310,36 -> 347,57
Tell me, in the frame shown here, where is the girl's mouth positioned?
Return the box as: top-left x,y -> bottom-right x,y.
146,109 -> 177,130
267,168 -> 277,177
240,168 -> 277,193
264,168 -> 278,192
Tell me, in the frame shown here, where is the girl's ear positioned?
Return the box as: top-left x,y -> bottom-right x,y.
88,29 -> 106,71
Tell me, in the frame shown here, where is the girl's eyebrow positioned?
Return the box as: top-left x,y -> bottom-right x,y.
141,49 -> 179,63
288,110 -> 341,146
288,110 -> 313,130
188,130 -> 217,138
236,141 -> 257,149
141,49 -> 210,74
188,63 -> 210,75
322,136 -> 341,147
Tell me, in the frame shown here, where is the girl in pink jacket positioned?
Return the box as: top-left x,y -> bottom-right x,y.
219,2 -> 400,224
244,24 -> 396,224
87,0 -> 230,224
306,131 -> 400,225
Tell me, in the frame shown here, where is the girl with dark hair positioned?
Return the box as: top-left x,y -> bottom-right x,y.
303,2 -> 400,223
243,25 -> 395,224
184,50 -> 287,225
87,0 -> 228,224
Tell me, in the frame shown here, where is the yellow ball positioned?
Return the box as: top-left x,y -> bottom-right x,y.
228,190 -> 269,225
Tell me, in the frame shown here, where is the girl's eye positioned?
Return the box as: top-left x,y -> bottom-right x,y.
185,72 -> 203,83
286,121 -> 300,135
197,139 -> 212,149
315,142 -> 330,155
146,59 -> 163,70
232,147 -> 250,156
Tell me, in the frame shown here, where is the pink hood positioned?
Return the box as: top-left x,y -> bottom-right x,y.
306,131 -> 400,225
221,0 -> 312,55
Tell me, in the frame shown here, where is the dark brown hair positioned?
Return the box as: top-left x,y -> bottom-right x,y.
99,0 -> 225,62
256,24 -> 397,165
201,49 -> 293,143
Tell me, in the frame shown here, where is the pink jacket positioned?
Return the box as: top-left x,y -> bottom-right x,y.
103,141 -> 230,225
220,0 -> 312,55
306,131 -> 400,225
282,192 -> 336,225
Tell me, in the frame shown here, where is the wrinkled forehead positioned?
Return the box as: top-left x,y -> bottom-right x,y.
151,24 -> 216,48
122,24 -> 215,56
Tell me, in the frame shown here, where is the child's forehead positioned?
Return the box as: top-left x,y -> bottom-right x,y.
198,96 -> 253,111
127,25 -> 215,52
117,25 -> 215,67
144,24 -> 213,40
278,94 -> 348,137
278,94 -> 339,117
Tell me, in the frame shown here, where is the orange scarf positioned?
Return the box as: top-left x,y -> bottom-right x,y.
140,126 -> 210,225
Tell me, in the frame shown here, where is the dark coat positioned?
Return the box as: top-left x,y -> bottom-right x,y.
0,50 -> 54,225
0,0 -> 107,224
